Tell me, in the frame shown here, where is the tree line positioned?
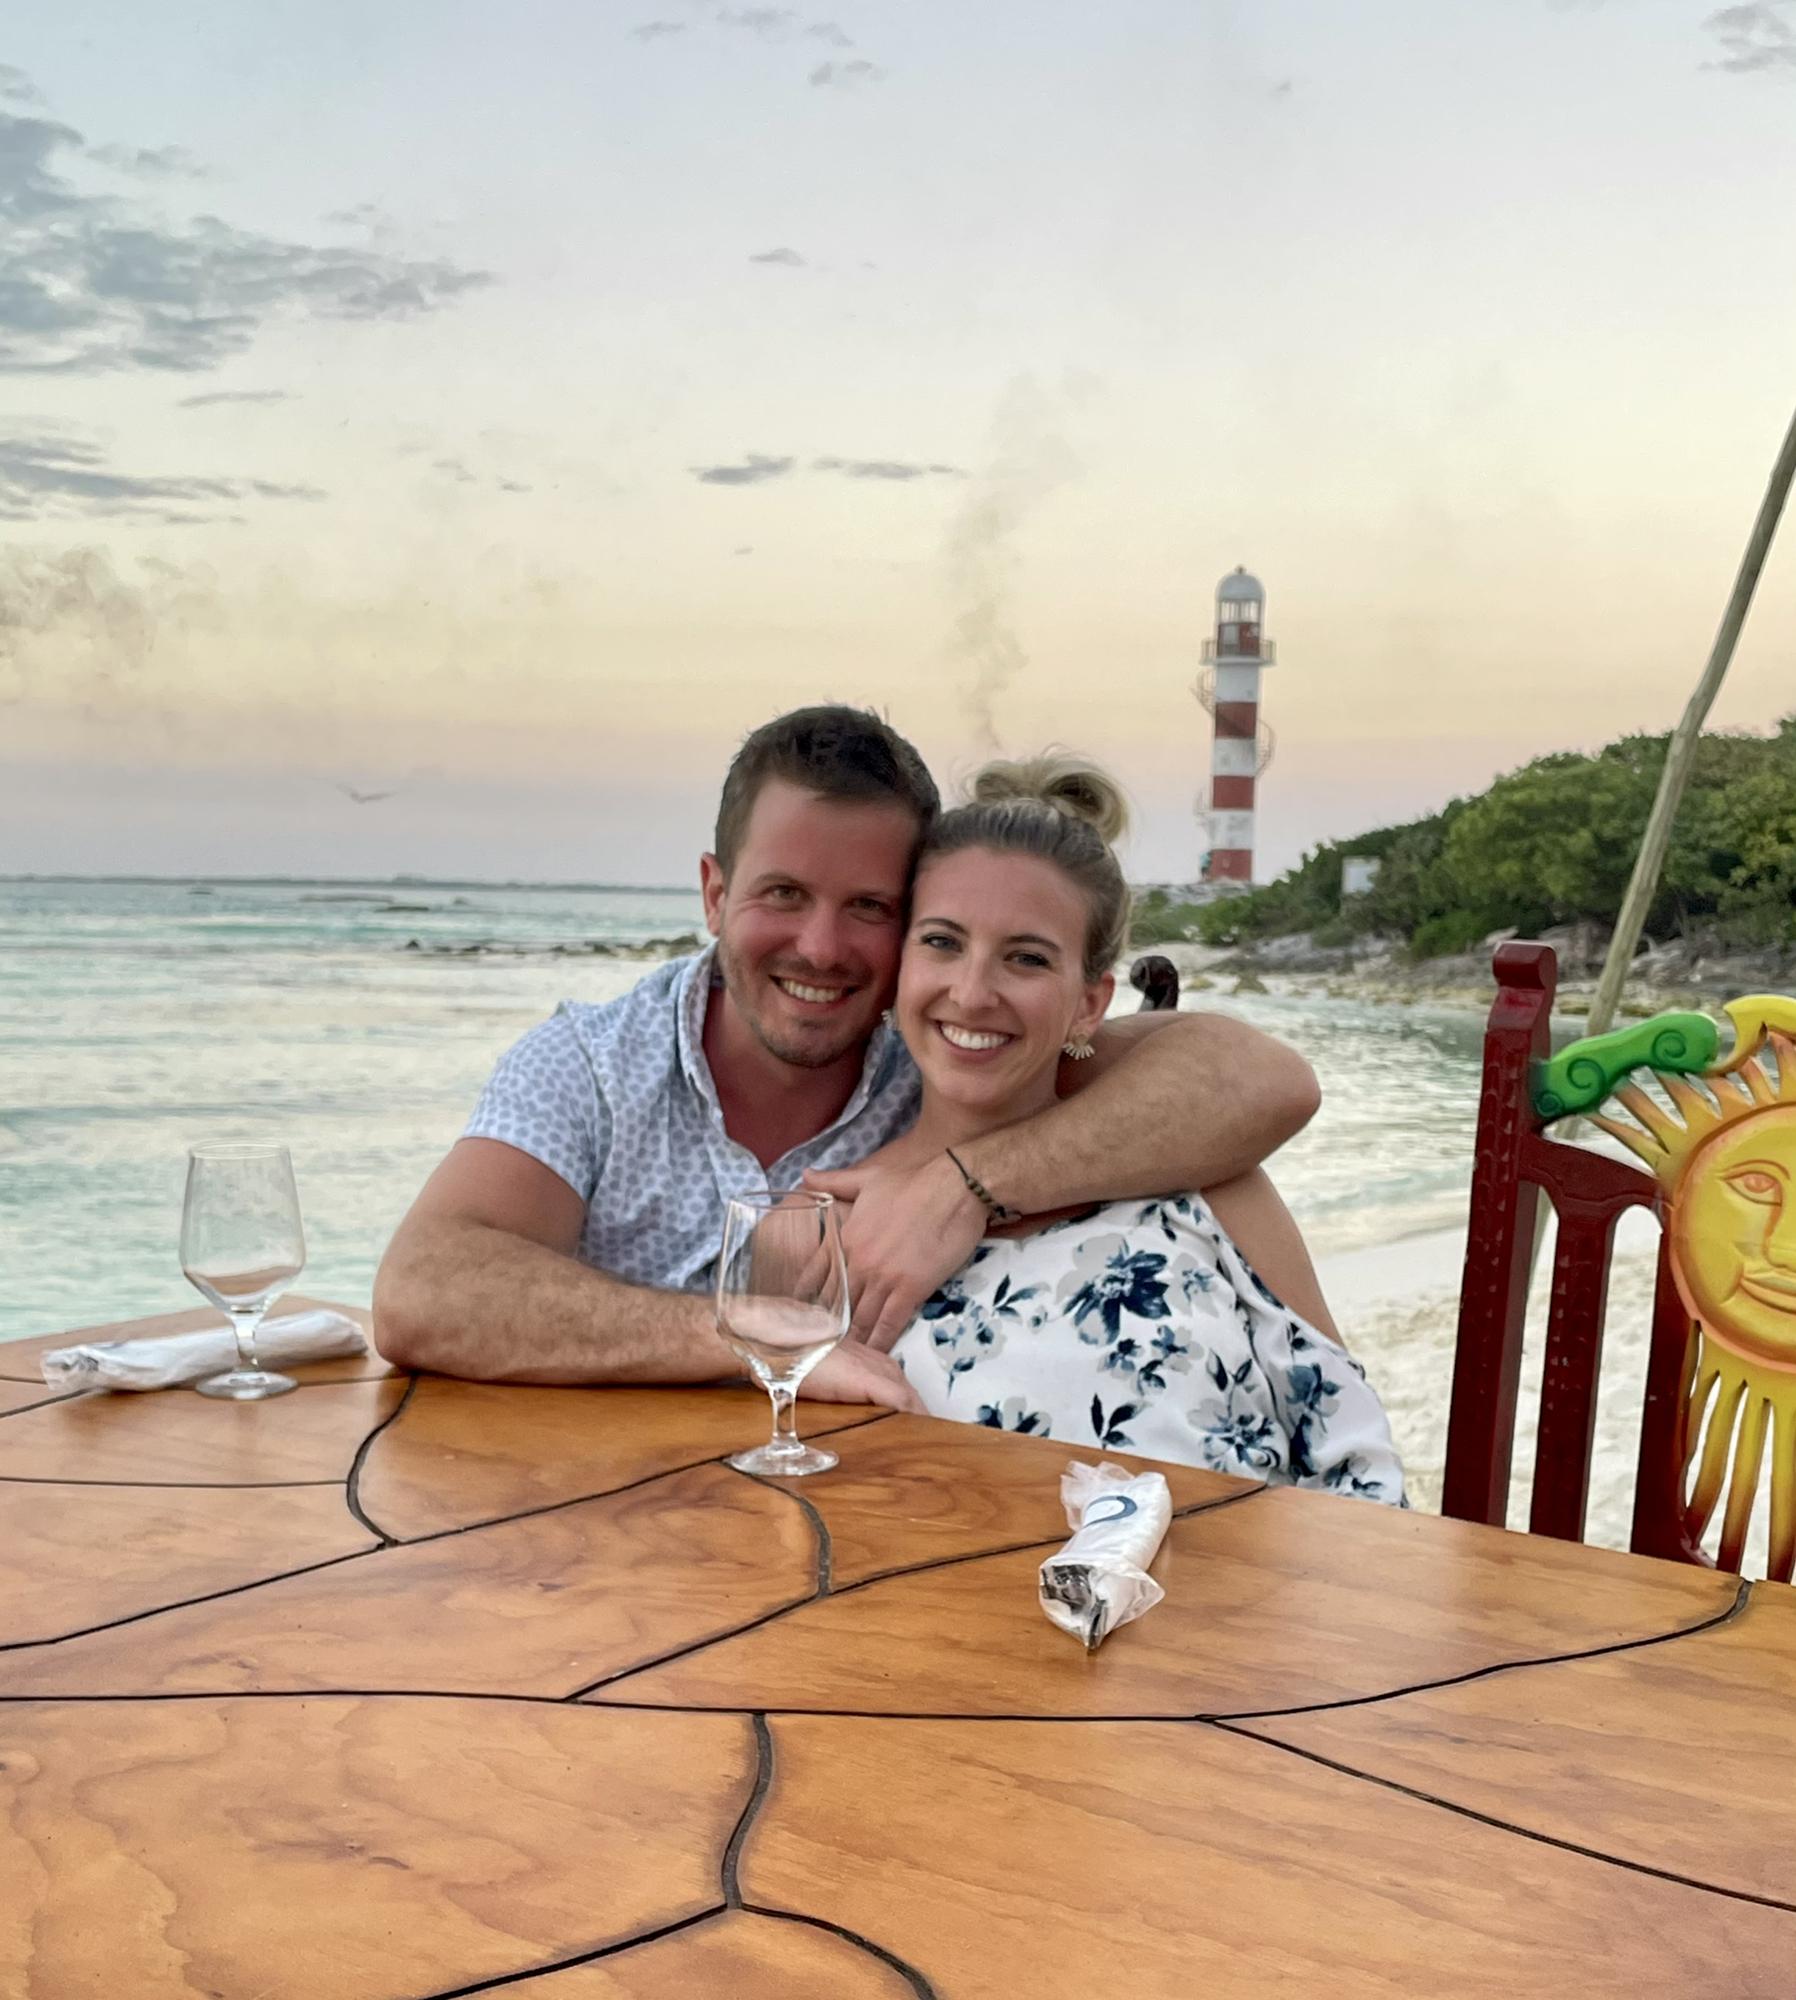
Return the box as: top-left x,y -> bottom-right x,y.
1131,718 -> 1796,959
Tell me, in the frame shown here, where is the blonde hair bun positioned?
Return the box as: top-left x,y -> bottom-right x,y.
966,751 -> 1129,846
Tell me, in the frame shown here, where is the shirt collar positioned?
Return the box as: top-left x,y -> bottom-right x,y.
674,943 -> 723,1110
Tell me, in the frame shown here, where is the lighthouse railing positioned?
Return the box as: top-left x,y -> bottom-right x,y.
1200,636 -> 1276,665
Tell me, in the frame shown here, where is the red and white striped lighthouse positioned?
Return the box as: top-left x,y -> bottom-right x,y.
1199,566 -> 1274,884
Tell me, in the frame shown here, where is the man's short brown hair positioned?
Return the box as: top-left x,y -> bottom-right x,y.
713,705 -> 940,874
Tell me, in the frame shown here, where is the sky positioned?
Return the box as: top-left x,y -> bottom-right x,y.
2,0 -> 1794,886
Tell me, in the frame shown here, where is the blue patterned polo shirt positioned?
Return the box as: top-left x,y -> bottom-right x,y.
462,946 -> 921,1293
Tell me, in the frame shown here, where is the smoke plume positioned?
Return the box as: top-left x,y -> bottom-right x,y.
2,546 -> 150,688
944,378 -> 1083,752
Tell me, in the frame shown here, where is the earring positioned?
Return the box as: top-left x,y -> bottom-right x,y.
1062,1033 -> 1095,1061
881,1008 -> 896,1028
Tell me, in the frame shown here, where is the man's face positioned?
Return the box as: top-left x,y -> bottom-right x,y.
701,777 -> 917,1070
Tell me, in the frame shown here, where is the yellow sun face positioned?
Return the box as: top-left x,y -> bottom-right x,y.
1579,1015 -> 1796,1579
1671,1105 -> 1796,1370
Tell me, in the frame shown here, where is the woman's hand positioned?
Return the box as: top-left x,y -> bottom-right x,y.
804,1153 -> 987,1351
799,1337 -> 924,1411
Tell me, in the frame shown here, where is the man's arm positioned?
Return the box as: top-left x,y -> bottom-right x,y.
1039,1007 -> 1319,1195
811,1009 -> 1320,1348
374,1139 -> 736,1383
374,1137 -> 919,1406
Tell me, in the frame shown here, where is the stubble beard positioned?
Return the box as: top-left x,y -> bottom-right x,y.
716,934 -> 866,1071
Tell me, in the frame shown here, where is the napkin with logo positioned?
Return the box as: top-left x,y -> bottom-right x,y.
1038,1458 -> 1173,1651
38,1309 -> 371,1392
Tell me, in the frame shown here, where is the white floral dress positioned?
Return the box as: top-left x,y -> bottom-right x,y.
891,1194 -> 1406,1504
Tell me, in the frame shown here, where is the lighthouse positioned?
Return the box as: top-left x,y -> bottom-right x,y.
1198,566 -> 1275,884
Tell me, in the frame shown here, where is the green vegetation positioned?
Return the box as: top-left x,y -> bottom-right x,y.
1128,887 -> 1208,946
1184,719 -> 1796,959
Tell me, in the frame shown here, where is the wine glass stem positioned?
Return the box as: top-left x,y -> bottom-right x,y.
767,1380 -> 800,1452
229,1307 -> 266,1373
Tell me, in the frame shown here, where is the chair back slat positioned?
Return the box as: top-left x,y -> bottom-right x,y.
1629,1240 -> 1703,1565
1524,1134 -> 1660,1542
1529,1208 -> 1625,1543
1443,945 -> 1555,1528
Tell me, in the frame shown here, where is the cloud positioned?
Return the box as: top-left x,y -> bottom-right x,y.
813,456 -> 964,480
177,388 -> 292,407
426,454 -> 532,494
0,65 -> 41,105
0,424 -> 324,521
809,58 -> 885,89
749,245 -> 806,266
693,453 -> 963,486
634,9 -> 872,70
691,452 -> 796,485
89,142 -> 207,179
0,92 -> 493,377
717,7 -> 801,34
1704,2 -> 1796,69
715,7 -> 855,42
322,201 -> 389,229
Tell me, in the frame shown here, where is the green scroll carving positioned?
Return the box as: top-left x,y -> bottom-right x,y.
1532,1011 -> 1721,1120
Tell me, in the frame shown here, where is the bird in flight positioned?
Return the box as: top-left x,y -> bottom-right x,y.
337,784 -> 399,805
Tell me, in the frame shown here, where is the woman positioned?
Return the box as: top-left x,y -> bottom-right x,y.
880,754 -> 1406,1503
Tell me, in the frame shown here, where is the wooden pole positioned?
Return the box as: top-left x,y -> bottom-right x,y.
1584,401 -> 1796,1039
1525,404 -> 1796,1309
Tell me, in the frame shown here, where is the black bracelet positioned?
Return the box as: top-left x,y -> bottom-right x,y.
945,1146 -> 1021,1225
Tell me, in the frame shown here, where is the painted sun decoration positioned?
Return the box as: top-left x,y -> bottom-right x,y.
1536,998 -> 1796,1579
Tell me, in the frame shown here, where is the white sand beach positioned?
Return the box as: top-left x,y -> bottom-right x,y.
1319,1213 -> 1660,1546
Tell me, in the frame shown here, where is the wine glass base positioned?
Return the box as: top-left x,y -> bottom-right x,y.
728,1441 -> 838,1478
195,1368 -> 298,1400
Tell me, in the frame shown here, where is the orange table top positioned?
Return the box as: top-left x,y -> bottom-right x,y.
3,1299 -> 1794,1998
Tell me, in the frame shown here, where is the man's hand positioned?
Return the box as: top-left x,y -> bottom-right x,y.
804,1153 -> 986,1352
799,1338 -> 924,1411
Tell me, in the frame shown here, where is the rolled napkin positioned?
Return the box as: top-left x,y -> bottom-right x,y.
1038,1458 -> 1173,1651
38,1309 -> 370,1393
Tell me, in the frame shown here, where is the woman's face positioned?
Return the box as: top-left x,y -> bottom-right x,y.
897,846 -> 1113,1122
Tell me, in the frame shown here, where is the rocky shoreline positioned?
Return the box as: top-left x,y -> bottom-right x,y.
402,931 -> 704,960
1153,922 -> 1795,1021
397,920 -> 1791,1023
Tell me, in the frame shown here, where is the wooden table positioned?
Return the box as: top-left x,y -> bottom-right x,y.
4,1301 -> 1794,1999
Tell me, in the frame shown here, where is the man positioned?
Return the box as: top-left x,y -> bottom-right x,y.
374,706 -> 1319,1404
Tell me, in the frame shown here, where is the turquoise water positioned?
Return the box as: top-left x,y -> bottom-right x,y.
0,879 -> 1487,1342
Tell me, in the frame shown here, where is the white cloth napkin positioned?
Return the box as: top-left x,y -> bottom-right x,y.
38,1309 -> 371,1393
1038,1459 -> 1173,1650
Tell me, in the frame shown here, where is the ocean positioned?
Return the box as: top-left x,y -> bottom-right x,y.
0,876 -> 1489,1345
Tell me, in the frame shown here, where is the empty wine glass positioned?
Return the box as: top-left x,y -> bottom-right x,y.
717,1190 -> 850,1476
180,1142 -> 307,1400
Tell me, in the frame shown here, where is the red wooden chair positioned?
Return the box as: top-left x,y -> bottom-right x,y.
1443,941 -> 1796,1581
